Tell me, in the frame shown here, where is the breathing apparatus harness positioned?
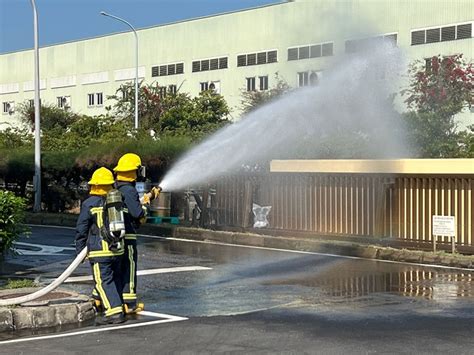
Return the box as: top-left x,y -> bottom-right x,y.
103,189 -> 126,250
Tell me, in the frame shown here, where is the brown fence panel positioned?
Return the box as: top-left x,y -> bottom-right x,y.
213,173 -> 474,248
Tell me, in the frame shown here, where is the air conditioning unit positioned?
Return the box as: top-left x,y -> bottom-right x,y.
208,81 -> 221,94
6,102 -> 15,115
61,96 -> 71,109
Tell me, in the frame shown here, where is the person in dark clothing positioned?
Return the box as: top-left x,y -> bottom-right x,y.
113,153 -> 147,314
75,167 -> 126,325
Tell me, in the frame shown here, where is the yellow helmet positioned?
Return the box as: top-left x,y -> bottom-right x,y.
88,167 -> 115,185
113,153 -> 142,172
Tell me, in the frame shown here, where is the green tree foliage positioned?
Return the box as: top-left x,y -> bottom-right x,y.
0,127 -> 32,149
402,55 -> 474,157
240,73 -> 292,115
3,81 -> 230,211
108,81 -> 230,139
0,190 -> 29,253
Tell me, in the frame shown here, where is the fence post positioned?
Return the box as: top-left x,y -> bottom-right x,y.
242,179 -> 253,228
200,188 -> 209,228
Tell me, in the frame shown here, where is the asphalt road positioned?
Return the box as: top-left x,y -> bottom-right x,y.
0,225 -> 473,354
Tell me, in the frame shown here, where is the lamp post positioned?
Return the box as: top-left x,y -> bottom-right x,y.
100,11 -> 139,130
30,0 -> 41,212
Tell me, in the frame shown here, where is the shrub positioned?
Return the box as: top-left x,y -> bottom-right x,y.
0,190 -> 29,253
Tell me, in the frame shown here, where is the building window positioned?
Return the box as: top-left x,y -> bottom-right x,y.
237,50 -> 277,67
159,86 -> 167,98
441,26 -> 456,41
218,57 -> 228,69
169,84 -> 177,94
298,72 -> 309,87
288,48 -> 298,61
57,96 -> 70,109
246,77 -> 256,91
151,62 -> 184,77
87,93 -> 103,107
199,81 -> 220,93
411,22 -> 472,46
345,34 -> 398,53
200,82 -> 209,92
29,99 -> 34,108
321,43 -> 333,56
2,101 -> 14,115
193,57 -> 228,73
288,42 -> 333,61
259,76 -> 268,91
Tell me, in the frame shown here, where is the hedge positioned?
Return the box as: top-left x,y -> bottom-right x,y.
0,135 -> 192,212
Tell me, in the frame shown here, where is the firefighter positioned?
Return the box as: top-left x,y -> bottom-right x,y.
75,167 -> 126,325
113,153 -> 147,314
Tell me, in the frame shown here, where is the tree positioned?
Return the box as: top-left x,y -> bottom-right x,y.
402,55 -> 474,157
240,73 -> 292,115
108,81 -> 230,139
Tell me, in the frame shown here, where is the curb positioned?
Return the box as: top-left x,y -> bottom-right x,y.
0,288 -> 95,332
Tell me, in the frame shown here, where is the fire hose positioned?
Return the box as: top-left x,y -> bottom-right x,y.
0,187 -> 162,307
0,247 -> 87,306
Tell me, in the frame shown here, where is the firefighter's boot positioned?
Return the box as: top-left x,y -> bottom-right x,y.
92,299 -> 104,313
124,302 -> 145,315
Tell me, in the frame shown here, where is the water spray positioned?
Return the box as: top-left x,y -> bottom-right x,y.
160,40 -> 409,192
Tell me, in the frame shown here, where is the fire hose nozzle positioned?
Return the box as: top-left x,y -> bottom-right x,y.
141,186 -> 162,205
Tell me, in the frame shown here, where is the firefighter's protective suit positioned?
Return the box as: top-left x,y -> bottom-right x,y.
75,167 -> 126,324
113,153 -> 146,313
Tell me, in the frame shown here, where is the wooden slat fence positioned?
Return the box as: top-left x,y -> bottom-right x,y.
213,173 -> 474,249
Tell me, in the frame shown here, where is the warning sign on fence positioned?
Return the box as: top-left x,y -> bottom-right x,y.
432,215 -> 456,237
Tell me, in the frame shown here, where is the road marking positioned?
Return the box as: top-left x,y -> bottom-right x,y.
64,266 -> 212,283
138,234 -> 474,272
0,312 -> 187,345
27,225 -> 474,272
27,224 -> 76,230
13,241 -> 75,256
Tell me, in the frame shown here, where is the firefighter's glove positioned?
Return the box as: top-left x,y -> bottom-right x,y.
151,186 -> 162,199
141,193 -> 151,205
139,205 -> 148,224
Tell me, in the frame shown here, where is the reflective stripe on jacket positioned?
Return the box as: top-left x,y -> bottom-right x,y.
75,195 -> 124,259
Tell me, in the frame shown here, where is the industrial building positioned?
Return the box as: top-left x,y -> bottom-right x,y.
0,0 -> 472,129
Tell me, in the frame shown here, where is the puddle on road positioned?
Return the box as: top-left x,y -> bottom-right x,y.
265,266 -> 474,302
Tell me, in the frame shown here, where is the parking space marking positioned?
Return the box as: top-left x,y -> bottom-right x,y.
0,312 -> 188,345
65,266 -> 212,283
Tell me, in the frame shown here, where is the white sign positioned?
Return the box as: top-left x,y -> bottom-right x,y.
432,215 -> 456,237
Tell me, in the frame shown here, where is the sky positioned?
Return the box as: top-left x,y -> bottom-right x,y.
0,0 -> 281,54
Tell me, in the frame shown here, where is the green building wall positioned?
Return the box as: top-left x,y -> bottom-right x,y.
0,0 -> 472,129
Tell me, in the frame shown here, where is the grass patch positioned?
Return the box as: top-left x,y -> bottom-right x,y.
0,278 -> 35,289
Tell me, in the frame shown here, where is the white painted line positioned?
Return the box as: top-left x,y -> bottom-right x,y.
27,223 -> 75,230
64,266 -> 212,283
138,234 -> 474,273
0,312 -> 188,345
13,241 -> 75,256
137,310 -> 187,320
27,225 -> 474,272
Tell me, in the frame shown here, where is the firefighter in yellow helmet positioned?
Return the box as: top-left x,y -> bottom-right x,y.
75,167 -> 126,325
113,153 -> 147,314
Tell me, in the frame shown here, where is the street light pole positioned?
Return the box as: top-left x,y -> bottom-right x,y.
100,11 -> 139,130
30,0 -> 41,212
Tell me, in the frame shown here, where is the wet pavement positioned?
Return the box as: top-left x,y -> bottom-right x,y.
1,225 -> 473,353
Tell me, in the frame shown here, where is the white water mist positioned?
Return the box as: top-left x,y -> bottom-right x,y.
160,42 -> 409,191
